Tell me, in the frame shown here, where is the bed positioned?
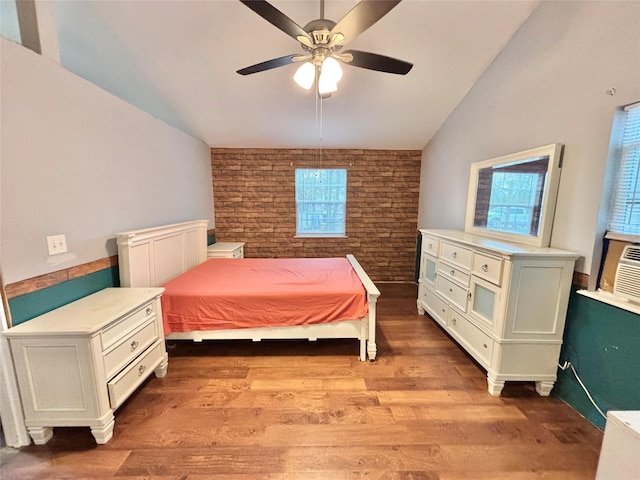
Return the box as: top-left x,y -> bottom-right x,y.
116,220 -> 380,360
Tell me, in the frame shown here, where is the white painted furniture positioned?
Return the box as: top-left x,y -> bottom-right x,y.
3,288 -> 167,444
596,411 -> 640,480
117,220 -> 380,361
417,229 -> 578,396
207,242 -> 245,258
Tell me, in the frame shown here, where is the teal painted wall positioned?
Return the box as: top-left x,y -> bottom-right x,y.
553,288 -> 640,429
8,238 -> 219,327
8,267 -> 119,326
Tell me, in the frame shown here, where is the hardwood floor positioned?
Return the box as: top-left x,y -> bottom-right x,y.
1,282 -> 603,479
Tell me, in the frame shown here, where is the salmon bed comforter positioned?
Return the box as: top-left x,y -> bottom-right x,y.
160,257 -> 368,334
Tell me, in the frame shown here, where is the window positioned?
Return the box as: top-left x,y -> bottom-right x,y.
295,169 -> 347,237
609,103 -> 640,236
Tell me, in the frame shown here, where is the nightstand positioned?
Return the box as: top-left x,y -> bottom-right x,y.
207,242 -> 245,258
3,287 -> 167,445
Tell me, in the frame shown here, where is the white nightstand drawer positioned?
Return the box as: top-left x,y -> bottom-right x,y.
103,318 -> 158,380
473,252 -> 504,286
440,241 -> 472,270
101,301 -> 155,350
108,340 -> 164,409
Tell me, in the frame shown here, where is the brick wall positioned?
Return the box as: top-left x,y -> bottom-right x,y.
211,148 -> 422,282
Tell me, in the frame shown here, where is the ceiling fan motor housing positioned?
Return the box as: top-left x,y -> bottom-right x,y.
303,19 -> 337,46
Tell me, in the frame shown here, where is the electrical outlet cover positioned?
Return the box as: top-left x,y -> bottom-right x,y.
46,234 -> 68,255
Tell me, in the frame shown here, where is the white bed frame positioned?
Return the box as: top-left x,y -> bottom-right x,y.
116,220 -> 380,361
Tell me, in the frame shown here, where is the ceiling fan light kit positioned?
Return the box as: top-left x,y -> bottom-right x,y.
238,0 -> 413,96
295,56 -> 343,94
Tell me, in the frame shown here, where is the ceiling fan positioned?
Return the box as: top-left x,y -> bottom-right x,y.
236,0 -> 413,94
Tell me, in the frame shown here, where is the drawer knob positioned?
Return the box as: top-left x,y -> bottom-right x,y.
452,319 -> 457,326
428,243 -> 432,249
467,292 -> 472,300
450,269 -> 455,276
145,307 -> 152,316
138,365 -> 146,376
482,264 -> 489,272
452,252 -> 457,258
483,343 -> 488,349
130,340 -> 139,351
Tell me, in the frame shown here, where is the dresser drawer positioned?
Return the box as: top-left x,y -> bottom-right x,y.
424,287 -> 448,328
437,274 -> 468,312
422,235 -> 440,257
103,318 -> 158,380
438,260 -> 470,286
108,340 -> 164,409
440,241 -> 472,270
101,301 -> 156,350
473,252 -> 504,286
448,309 -> 494,368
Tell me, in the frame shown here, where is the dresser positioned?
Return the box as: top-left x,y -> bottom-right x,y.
417,229 -> 578,396
207,242 -> 245,258
3,287 -> 168,445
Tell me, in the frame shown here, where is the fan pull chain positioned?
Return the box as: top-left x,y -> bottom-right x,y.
314,73 -> 323,171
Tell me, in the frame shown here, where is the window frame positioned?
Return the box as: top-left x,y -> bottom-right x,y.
294,168 -> 347,238
607,102 -> 640,237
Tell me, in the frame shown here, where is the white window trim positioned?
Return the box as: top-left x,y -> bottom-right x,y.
295,168 -> 347,237
584,101 -> 640,314
607,102 -> 640,236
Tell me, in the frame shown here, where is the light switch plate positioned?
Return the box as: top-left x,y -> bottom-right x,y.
46,234 -> 67,255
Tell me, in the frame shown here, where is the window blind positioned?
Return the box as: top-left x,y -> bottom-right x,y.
609,103 -> 640,235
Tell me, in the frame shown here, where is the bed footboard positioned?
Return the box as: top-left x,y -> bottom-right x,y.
347,255 -> 381,361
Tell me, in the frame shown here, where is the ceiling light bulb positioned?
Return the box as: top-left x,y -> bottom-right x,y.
293,62 -> 315,90
321,57 -> 343,83
318,77 -> 337,95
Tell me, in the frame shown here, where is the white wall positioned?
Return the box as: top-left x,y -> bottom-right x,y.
418,1 -> 640,275
0,38 -> 214,284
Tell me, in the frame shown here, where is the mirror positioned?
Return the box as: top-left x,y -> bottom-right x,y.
465,144 -> 564,247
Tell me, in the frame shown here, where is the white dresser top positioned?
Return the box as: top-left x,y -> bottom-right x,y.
421,229 -> 580,259
3,287 -> 164,336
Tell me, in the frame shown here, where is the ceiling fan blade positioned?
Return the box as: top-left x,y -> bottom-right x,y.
330,0 -> 401,45
239,0 -> 313,45
237,54 -> 300,75
341,50 -> 413,75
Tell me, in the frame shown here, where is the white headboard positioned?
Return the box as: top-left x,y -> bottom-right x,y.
116,220 -> 208,287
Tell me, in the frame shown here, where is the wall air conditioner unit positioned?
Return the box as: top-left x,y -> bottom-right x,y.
613,245 -> 640,304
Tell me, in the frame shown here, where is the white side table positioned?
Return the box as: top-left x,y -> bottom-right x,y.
3,287 -> 167,445
207,242 -> 245,258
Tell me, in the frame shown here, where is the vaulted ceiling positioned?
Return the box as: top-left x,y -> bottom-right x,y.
13,1 -> 540,149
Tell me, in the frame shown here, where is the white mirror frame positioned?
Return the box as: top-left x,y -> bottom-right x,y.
464,143 -> 564,247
